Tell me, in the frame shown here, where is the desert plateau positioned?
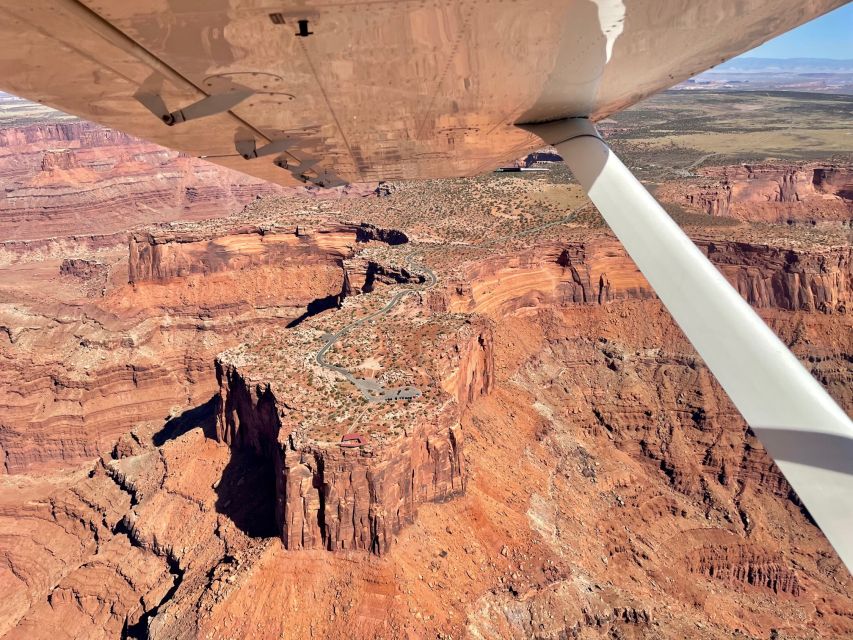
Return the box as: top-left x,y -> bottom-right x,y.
0,87 -> 850,640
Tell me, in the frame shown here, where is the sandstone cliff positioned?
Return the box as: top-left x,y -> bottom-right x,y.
0,121 -> 287,240
450,236 -> 851,316
213,314 -> 493,554
127,222 -> 410,284
705,240 -> 850,313
0,220 -> 411,473
660,163 -> 852,224
0,121 -> 850,637
0,229 -> 849,637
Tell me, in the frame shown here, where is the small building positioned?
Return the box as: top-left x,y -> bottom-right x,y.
340,433 -> 368,448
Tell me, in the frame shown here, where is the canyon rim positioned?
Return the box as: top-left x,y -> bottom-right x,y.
0,88 -> 851,640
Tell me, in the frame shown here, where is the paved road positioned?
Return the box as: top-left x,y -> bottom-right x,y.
314,254 -> 436,403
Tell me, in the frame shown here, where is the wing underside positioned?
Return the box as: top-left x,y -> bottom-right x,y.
0,0 -> 844,186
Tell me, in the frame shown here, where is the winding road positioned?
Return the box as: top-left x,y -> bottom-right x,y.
314,253 -> 436,403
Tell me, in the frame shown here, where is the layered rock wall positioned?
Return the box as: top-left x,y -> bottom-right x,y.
0,121 -> 132,149
0,221 -> 411,473
0,232 -> 127,267
684,542 -> 803,596
706,241 -> 850,313
127,223 -> 409,284
451,237 -> 851,316
0,335 -> 214,474
213,323 -> 493,554
128,226 -> 355,284
667,163 -> 852,223
279,424 -> 464,554
0,120 -> 284,241
343,258 -> 424,295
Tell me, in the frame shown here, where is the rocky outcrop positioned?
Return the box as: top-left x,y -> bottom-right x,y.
59,257 -> 105,279
0,232 -> 127,267
0,121 -> 287,241
0,427 -> 248,638
128,226 -> 352,284
0,216 -> 414,473
279,426 -> 464,554
127,223 -> 410,284
812,166 -> 853,197
343,258 -> 424,295
0,121 -> 132,148
482,290 -> 851,639
215,360 -> 466,555
443,328 -> 495,409
450,237 -> 851,316
662,163 -> 853,223
58,256 -> 111,297
213,317 -> 493,555
0,285 -> 325,474
40,149 -> 79,171
705,241 -> 850,313
684,542 -> 803,596
354,223 -> 409,245
449,239 -> 654,316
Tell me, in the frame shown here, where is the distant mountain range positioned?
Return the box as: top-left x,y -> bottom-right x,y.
713,58 -> 853,73
675,57 -> 853,94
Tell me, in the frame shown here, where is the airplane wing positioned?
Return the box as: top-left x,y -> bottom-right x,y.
0,0 -> 844,187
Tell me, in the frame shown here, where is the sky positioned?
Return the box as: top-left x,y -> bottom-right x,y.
739,3 -> 853,59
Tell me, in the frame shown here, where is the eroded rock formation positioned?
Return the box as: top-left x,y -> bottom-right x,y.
0,220 -> 410,473
0,120 -> 285,241
449,236 -> 851,316
684,540 -> 803,597
0,101 -> 850,636
0,116 -> 380,242
705,240 -> 850,313
659,163 -> 853,224
0,223 -> 850,637
213,313 -> 492,554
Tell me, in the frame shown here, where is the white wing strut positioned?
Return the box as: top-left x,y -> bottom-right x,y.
524,118 -> 853,574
